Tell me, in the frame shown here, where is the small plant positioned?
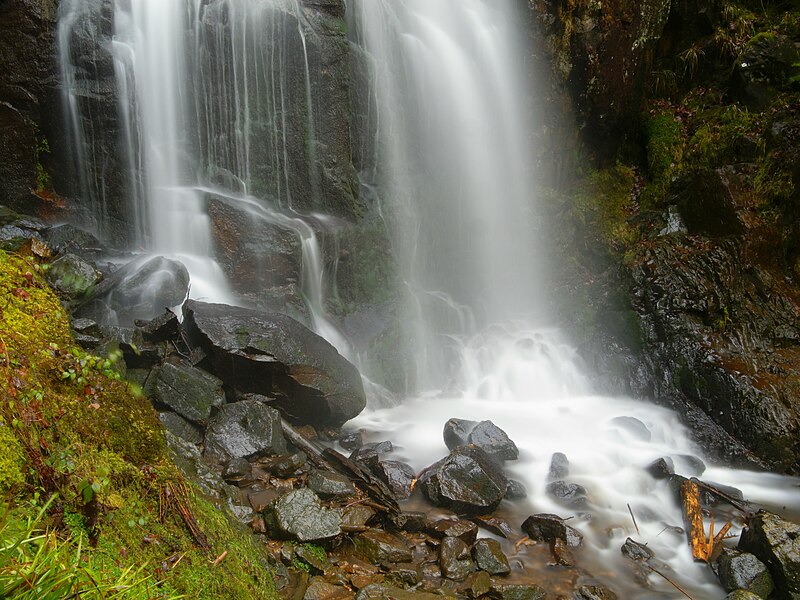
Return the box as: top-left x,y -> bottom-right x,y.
678,46 -> 705,81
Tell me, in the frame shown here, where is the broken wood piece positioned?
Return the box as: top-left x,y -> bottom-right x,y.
627,503 -> 640,536
680,479 -> 707,561
212,550 -> 228,566
690,478 -> 749,513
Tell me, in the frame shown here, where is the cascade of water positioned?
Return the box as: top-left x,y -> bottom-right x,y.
59,0 -> 347,346
349,1 -> 799,597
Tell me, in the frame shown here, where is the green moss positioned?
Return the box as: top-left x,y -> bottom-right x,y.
683,105 -> 762,172
641,109 -> 684,206
0,425 -> 25,492
0,248 -> 279,598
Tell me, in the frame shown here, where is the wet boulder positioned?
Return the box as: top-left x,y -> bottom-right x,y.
717,549 -> 773,598
418,446 -> 508,514
471,539 -> 510,575
545,480 -> 588,508
439,536 -> 475,580
182,300 -> 366,427
135,310 -> 179,343
738,511 -> 800,598
731,33 -> 800,110
308,469 -> 356,500
78,256 -> 190,327
443,418 -> 518,462
489,584 -> 546,600
621,538 -> 654,562
505,479 -> 528,500
576,585 -> 618,600
548,452 -> 570,480
428,519 -> 479,545
45,253 -> 100,300
263,488 -> 342,542
645,457 -> 675,480
354,530 -> 413,564
369,460 -> 416,500
159,412 -> 204,446
205,400 -> 287,461
521,513 -> 583,548
152,358 -> 225,424
44,224 -> 101,255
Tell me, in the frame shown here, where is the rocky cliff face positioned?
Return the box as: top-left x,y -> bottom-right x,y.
541,0 -> 800,472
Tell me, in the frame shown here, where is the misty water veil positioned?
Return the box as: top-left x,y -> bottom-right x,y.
57,0 -> 798,597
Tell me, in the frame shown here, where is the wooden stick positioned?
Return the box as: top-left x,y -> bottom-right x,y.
680,480 -> 707,561
648,565 -> 696,599
627,503 -> 640,536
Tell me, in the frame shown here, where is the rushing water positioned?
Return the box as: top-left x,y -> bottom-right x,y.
348,0 -> 799,597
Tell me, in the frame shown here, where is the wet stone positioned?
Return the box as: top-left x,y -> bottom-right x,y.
339,430 -> 363,451
350,441 -> 393,462
521,514 -> 583,548
439,536 -> 476,581
490,584 -> 547,600
205,400 -> 287,461
341,505 -> 376,528
467,420 -> 519,462
718,549 -> 774,598
545,480 -> 588,508
419,446 -> 508,514
429,519 -> 479,545
159,412 -> 203,445
470,515 -> 514,538
443,418 -> 477,450
304,577 -> 352,600
153,358 -> 225,424
354,530 -> 413,565
576,585 -> 618,600
463,570 -> 491,598
370,460 -> 415,500
308,469 -> 356,500
355,584 -> 442,600
263,489 -> 341,542
645,457 -> 675,480
610,416 -> 651,441
550,537 -> 575,567
471,538 -> 510,575
389,562 -> 421,586
295,545 -> 331,574
506,479 -> 528,500
621,538 -> 654,562
724,592 -> 763,600
677,454 -> 706,476
134,310 -> 179,343
548,452 -> 570,480
45,253 -> 100,299
393,511 -> 427,533
260,452 -> 308,477
222,457 -> 252,483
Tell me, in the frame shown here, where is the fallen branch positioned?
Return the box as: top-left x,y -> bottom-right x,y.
680,480 -> 707,561
628,503 -> 640,536
690,478 -> 750,513
163,482 -> 210,550
648,565 -> 696,599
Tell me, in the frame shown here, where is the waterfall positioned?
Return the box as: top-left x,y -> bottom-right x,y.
348,1 -> 798,597
58,0 -> 348,351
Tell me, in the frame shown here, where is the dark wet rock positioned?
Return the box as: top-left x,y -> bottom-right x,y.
731,33 -> 799,110
223,458 -> 252,483
645,457 -> 675,480
369,460 -> 415,500
550,537 -> 575,567
673,170 -> 746,238
295,546 -> 331,575
418,446 -> 508,514
428,519 -> 479,545
78,256 -> 190,327
182,300 -> 366,427
303,577 -> 351,600
205,400 -> 287,461
389,563 -> 421,586
463,570 -> 491,597
355,584 -> 442,600
354,530 -> 412,564
134,310 -> 179,343
677,455 -> 706,476
548,452 -> 570,480
576,585 -> 618,600
505,479 -> 528,500
152,358 -> 225,424
263,488 -> 341,542
444,418 -> 478,450
471,538 -> 510,575
308,469 -> 356,500
44,224 -> 101,255
521,514 -> 583,548
621,538 -> 654,562
489,584 -> 546,600
45,253 -> 100,300
341,505 -> 375,528
350,441 -> 393,463
724,591 -> 764,600
738,511 -> 800,598
71,318 -> 102,338
439,536 -> 475,581
718,549 -> 774,598
470,515 -> 514,539
159,412 -> 203,446
259,452 -> 307,478
339,430 -> 363,451
702,481 -> 745,506
443,418 -> 518,462
546,480 -> 588,508
610,416 -> 651,442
